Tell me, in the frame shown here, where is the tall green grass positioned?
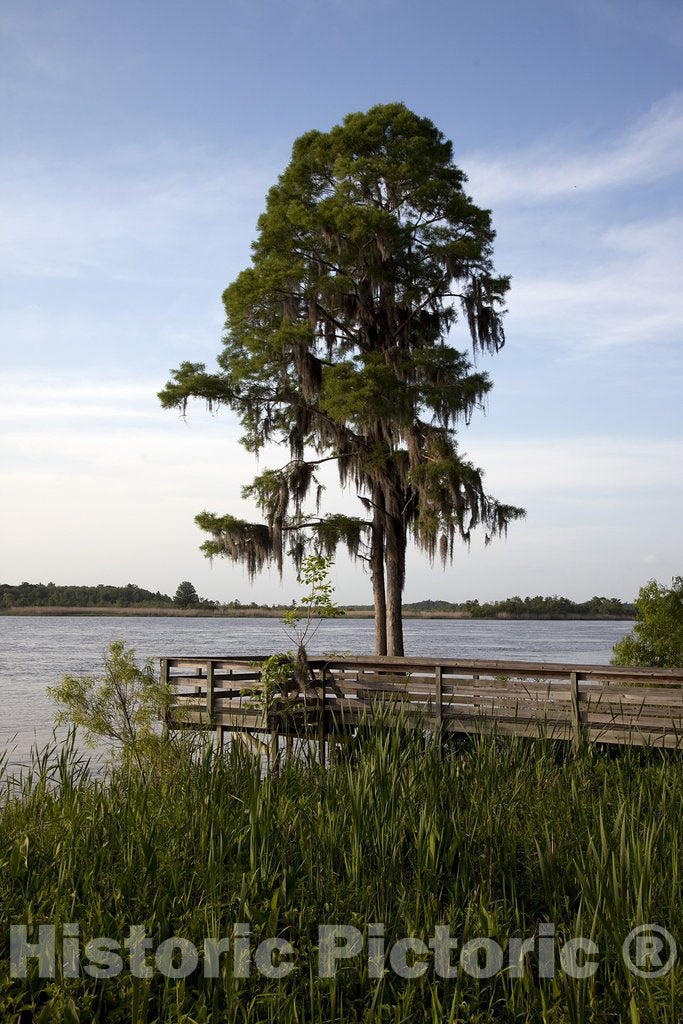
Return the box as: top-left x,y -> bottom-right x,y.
1,726 -> 681,1023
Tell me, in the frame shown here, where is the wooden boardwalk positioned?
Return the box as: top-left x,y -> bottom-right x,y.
161,655 -> 683,761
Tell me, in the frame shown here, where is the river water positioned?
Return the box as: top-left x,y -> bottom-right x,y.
0,615 -> 634,768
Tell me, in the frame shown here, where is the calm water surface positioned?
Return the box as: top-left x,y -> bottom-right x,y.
0,615 -> 634,767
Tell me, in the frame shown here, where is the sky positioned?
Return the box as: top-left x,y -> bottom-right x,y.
1,0 -> 682,605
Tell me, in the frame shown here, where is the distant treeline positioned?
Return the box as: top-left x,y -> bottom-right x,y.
0,582 -> 177,609
1,584 -> 635,618
400,596 -> 636,618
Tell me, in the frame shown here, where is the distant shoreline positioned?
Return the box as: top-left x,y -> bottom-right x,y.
0,606 -> 635,621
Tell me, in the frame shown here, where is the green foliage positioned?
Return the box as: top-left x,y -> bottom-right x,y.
47,641 -> 173,780
612,576 -> 683,668
1,731 -> 682,1021
0,581 -> 175,608
255,651 -> 298,716
173,580 -> 200,608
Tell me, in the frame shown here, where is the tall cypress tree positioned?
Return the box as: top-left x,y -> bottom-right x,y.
160,104 -> 525,655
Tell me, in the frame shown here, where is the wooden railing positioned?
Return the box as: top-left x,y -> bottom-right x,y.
161,655 -> 683,753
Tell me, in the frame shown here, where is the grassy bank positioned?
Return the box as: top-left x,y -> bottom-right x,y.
0,606 -> 635,620
1,728 -> 681,1022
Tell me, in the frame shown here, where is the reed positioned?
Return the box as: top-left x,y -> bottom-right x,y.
1,726 -> 681,1022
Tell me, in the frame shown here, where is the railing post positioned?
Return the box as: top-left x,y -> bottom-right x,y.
160,658 -> 170,737
570,671 -> 581,754
435,665 -> 443,758
318,669 -> 326,767
206,660 -> 215,721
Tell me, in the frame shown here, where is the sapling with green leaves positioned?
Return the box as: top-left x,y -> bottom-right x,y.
256,554 -> 343,715
281,553 -> 341,649
47,640 -> 173,782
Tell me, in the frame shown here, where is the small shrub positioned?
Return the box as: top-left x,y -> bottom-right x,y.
612,576 -> 683,668
47,640 -> 173,781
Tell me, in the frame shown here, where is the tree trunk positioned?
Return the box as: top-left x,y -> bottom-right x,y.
385,558 -> 404,656
384,495 -> 405,657
370,489 -> 387,656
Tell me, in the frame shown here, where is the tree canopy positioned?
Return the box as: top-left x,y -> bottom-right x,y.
160,103 -> 525,654
0,582 -> 175,609
611,576 -> 683,668
174,581 -> 200,608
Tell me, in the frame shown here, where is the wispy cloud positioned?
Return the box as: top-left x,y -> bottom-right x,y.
464,93 -> 683,203
0,377 -> 159,421
4,376 -> 680,499
3,409 -> 680,600
0,376 -> 240,434
1,377 -> 154,403
507,215 -> 683,348
467,436 -> 683,494
0,144 -> 276,283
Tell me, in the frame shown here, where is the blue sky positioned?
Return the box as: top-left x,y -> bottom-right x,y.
1,0 -> 682,603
